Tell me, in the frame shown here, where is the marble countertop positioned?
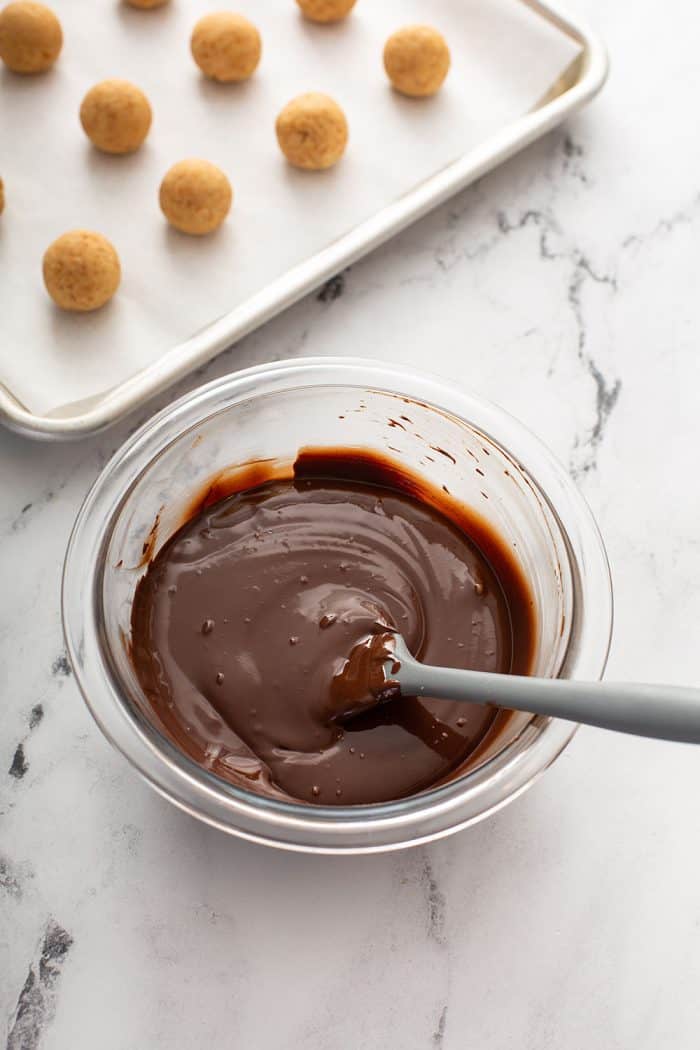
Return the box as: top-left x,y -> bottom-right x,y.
4,1 -> 700,1046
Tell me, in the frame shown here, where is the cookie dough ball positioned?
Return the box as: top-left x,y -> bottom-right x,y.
124,0 -> 169,7
0,1 -> 62,74
80,79 -> 152,155
191,12 -> 261,83
159,159 -> 232,235
276,92 -> 348,171
295,0 -> 356,23
383,25 -> 450,98
42,231 -> 121,312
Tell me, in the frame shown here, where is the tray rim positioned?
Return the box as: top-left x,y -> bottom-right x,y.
1,0 -> 609,441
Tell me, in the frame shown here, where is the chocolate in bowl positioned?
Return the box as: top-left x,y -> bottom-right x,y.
62,358 -> 612,853
130,447 -> 536,806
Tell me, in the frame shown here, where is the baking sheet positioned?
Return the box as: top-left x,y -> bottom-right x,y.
0,0 -> 582,420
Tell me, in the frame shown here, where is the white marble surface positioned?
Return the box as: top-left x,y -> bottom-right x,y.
4,0 -> 700,1046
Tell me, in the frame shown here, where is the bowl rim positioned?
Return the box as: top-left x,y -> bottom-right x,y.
62,356 -> 613,853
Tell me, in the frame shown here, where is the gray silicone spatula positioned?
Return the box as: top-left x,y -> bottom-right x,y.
386,636 -> 700,744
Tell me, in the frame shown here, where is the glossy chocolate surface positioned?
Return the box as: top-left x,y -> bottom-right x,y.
131,450 -> 535,805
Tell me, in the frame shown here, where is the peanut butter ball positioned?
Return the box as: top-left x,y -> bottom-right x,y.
383,25 -> 450,98
275,92 -> 348,171
0,1 -> 62,74
124,0 -> 169,8
295,0 -> 356,23
42,231 -> 121,312
80,79 -> 152,155
159,159 -> 232,235
190,12 -> 261,83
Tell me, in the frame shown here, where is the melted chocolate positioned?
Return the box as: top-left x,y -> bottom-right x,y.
130,449 -> 535,805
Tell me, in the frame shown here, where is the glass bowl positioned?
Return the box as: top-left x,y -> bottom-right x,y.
62,358 -> 612,854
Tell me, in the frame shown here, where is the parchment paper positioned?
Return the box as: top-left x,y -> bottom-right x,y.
0,0 -> 581,416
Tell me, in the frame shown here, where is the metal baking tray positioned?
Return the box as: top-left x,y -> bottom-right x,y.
1,0 -> 607,439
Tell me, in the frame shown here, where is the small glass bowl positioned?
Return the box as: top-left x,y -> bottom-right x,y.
62,358 -> 612,854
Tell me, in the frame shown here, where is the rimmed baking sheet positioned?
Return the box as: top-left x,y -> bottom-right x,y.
0,0 -> 607,437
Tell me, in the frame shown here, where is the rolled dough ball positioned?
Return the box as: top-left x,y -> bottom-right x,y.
124,0 -> 169,7
0,1 -> 62,74
80,79 -> 152,155
159,159 -> 233,235
42,230 -> 121,312
191,12 -> 261,83
276,92 -> 348,171
383,25 -> 450,98
295,0 -> 356,23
